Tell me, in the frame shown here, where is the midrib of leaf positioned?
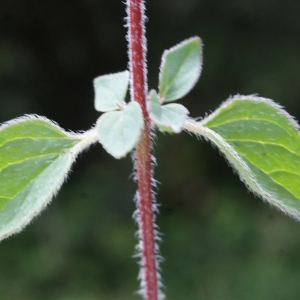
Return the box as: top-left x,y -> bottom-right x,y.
0,120 -> 70,143
0,153 -> 59,173
206,120 -> 300,152
204,118 -> 294,136
0,154 -> 60,199
204,96 -> 288,113
268,170 -> 300,177
202,100 -> 298,136
0,136 -> 78,147
0,138 -> 78,170
226,139 -> 300,157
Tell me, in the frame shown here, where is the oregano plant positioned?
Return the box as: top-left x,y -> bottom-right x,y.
1,1 -> 300,300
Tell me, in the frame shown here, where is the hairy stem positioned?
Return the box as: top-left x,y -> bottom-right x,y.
126,0 -> 159,299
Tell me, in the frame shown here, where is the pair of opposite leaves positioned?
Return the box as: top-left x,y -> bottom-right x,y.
0,37 -> 300,242
94,37 -> 201,159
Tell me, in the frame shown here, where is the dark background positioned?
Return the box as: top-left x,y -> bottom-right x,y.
1,1 -> 300,299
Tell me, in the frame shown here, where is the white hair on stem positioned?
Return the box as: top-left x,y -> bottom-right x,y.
131,145 -> 165,300
126,0 -> 164,298
125,0 -> 148,104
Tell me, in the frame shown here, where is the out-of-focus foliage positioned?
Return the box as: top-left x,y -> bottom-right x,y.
1,0 -> 300,299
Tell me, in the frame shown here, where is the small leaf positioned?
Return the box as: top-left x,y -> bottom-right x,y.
0,116 -> 97,241
97,101 -> 144,159
94,70 -> 129,112
184,95 -> 300,221
149,90 -> 189,133
159,37 -> 202,102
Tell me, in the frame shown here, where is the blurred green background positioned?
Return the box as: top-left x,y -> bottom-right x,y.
1,0 -> 300,299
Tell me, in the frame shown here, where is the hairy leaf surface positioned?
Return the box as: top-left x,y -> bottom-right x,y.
149,90 -> 188,133
159,37 -> 202,102
96,101 -> 143,159
94,70 -> 129,112
185,96 -> 300,220
0,116 -> 97,241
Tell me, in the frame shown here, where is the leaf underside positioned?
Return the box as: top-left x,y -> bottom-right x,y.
185,95 -> 300,220
96,101 -> 144,159
0,116 -> 82,241
159,37 -> 202,102
149,90 -> 188,133
94,70 -> 129,112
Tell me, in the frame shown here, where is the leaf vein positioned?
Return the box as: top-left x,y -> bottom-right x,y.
226,139 -> 299,157
0,136 -> 76,148
0,152 -> 61,173
207,118 -> 294,136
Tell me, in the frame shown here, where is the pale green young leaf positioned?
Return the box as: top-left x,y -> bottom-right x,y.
149,90 -> 189,133
185,95 -> 300,220
159,37 -> 202,102
96,101 -> 143,159
0,116 -> 98,241
94,70 -> 129,112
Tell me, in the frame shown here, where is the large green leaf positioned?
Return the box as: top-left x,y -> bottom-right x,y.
159,37 -> 202,102
96,101 -> 144,159
0,116 -> 98,241
184,95 -> 300,220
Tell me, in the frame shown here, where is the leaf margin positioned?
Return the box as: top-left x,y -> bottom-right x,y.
184,95 -> 300,221
158,36 -> 203,102
96,101 -> 144,159
0,115 -> 98,241
94,70 -> 129,112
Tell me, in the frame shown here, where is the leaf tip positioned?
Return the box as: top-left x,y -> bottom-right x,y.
158,36 -> 203,102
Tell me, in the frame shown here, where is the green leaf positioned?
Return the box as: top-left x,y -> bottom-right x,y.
159,37 -> 202,102
184,95 -> 300,220
0,116 -> 98,241
94,70 -> 129,112
149,90 -> 189,133
96,101 -> 144,159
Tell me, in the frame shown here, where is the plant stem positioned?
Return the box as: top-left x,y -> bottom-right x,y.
127,1 -> 159,300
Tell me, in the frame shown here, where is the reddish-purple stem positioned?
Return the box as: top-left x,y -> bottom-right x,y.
127,0 -> 158,300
